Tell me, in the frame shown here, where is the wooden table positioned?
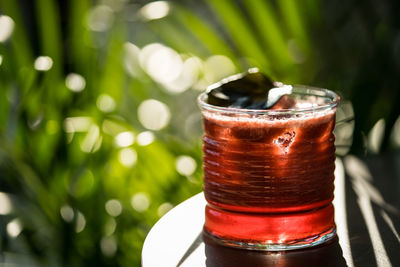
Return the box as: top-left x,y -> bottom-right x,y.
142,154 -> 400,267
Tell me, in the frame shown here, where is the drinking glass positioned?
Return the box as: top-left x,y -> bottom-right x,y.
198,77 -> 340,251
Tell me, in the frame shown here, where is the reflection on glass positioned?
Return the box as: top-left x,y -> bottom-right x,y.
203,233 -> 347,267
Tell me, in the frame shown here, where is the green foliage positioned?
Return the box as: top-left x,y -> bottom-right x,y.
0,1 -> 203,265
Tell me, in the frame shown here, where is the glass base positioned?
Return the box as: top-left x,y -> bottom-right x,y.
203,227 -> 336,251
204,203 -> 336,251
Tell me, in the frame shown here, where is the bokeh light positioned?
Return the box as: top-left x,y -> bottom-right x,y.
75,211 -> 86,233
34,56 -> 53,71
140,43 -> 182,84
131,193 -> 150,212
163,57 -> 202,94
60,205 -> 74,223
390,115 -> 400,147
203,55 -> 235,83
138,99 -> 170,130
115,131 -> 135,147
105,199 -> 123,217
118,148 -> 137,167
0,15 -> 15,42
100,236 -> 118,257
80,124 -> 101,153
66,73 -> 86,92
175,155 -> 197,176
140,1 -> 170,21
87,5 -> 114,32
7,219 -> 22,238
367,118 -> 385,154
123,42 -> 141,77
97,94 -> 116,113
64,117 -> 92,133
157,202 -> 173,217
0,192 -> 12,215
136,131 -> 155,146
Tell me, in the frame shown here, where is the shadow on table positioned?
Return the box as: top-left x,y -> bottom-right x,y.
203,233 -> 347,267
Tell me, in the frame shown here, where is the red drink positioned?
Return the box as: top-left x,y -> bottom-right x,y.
198,82 -> 340,250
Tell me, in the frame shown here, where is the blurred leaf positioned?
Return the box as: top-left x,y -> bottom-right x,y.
243,0 -> 293,70
173,5 -> 237,62
35,0 -> 63,77
206,0 -> 271,72
99,29 -> 125,102
148,18 -> 209,58
68,0 -> 93,74
0,0 -> 33,70
277,0 -> 311,54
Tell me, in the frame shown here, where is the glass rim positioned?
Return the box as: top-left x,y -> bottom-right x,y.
198,83 -> 341,115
